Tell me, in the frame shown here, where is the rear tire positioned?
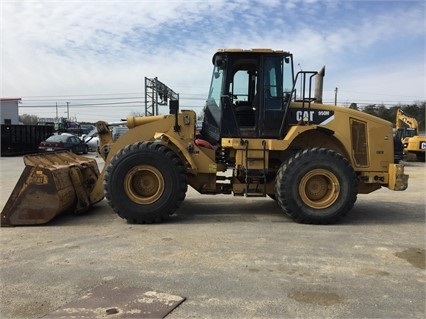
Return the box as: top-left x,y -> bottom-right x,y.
104,142 -> 187,223
275,148 -> 357,224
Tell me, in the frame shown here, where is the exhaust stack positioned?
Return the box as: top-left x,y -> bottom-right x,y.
314,66 -> 325,104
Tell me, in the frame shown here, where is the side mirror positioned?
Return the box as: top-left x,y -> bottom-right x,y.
169,99 -> 180,132
169,99 -> 179,115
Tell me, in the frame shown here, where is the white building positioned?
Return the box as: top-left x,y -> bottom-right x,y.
0,98 -> 21,124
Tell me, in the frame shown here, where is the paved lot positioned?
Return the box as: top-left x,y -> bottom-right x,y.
0,154 -> 425,319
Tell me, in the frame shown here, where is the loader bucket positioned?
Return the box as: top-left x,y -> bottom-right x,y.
1,151 -> 103,226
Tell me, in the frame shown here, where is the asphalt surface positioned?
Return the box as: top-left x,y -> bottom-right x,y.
0,153 -> 425,319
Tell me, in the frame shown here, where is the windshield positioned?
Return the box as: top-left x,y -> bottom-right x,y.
208,65 -> 224,105
204,62 -> 225,127
46,135 -> 70,142
406,128 -> 416,137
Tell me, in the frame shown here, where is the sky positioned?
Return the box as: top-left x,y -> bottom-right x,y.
1,0 -> 425,123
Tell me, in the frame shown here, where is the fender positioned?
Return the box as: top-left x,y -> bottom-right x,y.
154,132 -> 218,175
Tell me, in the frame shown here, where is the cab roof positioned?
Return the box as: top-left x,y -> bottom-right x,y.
213,48 -> 291,64
215,48 -> 288,54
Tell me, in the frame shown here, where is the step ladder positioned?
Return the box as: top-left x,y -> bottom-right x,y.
243,140 -> 267,197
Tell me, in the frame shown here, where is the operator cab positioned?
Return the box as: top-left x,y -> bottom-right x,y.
201,49 -> 295,144
396,127 -> 416,140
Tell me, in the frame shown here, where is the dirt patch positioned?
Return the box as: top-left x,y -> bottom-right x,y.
288,291 -> 344,306
394,248 -> 425,269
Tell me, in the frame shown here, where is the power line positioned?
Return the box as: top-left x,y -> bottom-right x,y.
20,92 -> 144,99
20,92 -> 207,101
22,96 -> 144,102
19,96 -> 207,108
19,101 -> 144,108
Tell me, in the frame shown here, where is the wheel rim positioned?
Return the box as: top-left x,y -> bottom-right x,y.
299,169 -> 340,209
124,165 -> 164,204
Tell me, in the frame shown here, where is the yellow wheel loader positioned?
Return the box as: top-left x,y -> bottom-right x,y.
1,49 -> 409,226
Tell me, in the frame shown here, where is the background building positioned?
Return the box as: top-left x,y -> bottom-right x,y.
0,98 -> 21,124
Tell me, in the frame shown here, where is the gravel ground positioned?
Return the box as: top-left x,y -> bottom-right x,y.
0,154 -> 424,319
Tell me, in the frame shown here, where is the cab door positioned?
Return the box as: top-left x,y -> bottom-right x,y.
259,55 -> 293,138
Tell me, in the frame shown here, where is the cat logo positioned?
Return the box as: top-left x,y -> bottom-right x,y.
289,108 -> 335,125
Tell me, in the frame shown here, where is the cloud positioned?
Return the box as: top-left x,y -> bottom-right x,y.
1,0 -> 424,122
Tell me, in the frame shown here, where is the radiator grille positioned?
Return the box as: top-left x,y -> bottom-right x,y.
351,119 -> 368,166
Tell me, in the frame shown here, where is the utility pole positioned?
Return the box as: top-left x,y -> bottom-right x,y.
334,87 -> 338,106
66,102 -> 70,119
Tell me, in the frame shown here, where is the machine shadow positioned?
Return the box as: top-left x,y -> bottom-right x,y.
342,200 -> 425,225
174,196 -> 425,226
174,197 -> 288,224
22,196 -> 424,227
35,201 -> 117,227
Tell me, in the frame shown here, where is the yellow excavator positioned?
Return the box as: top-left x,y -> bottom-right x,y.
1,49 -> 409,226
395,108 -> 426,161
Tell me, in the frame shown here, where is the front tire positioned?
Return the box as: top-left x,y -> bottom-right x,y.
275,148 -> 357,224
104,142 -> 187,223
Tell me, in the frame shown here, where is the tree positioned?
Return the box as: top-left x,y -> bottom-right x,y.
349,103 -> 358,110
19,114 -> 39,125
402,102 -> 425,132
363,104 -> 378,116
360,102 -> 425,132
376,104 -> 393,123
